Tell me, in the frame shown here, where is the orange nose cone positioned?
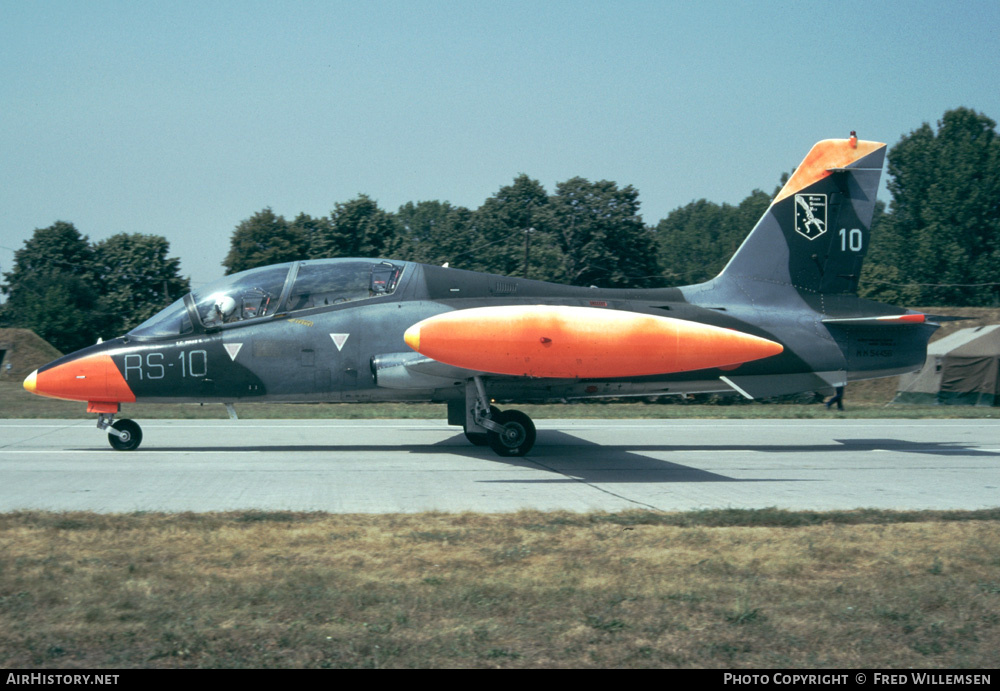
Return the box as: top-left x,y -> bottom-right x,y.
29,353 -> 136,403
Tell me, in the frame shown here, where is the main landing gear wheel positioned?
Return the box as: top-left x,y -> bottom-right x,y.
464,429 -> 489,446
487,409 -> 536,457
108,419 -> 142,451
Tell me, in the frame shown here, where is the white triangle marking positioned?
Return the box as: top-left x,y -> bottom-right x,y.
330,334 -> 349,352
224,343 -> 243,361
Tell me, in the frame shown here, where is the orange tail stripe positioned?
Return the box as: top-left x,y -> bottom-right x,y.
772,138 -> 885,204
30,353 -> 136,403
405,306 -> 783,379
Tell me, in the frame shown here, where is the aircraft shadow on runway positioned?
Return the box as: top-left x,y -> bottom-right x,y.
124,433 -> 995,457
457,432 -> 1000,485
106,433 -> 770,484
524,436 -> 999,457
107,431 -> 996,486
469,431 -> 767,484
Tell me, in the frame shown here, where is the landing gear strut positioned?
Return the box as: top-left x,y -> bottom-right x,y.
97,414 -> 143,451
463,404 -> 498,446
463,377 -> 537,457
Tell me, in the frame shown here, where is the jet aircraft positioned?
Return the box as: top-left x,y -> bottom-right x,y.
23,135 -> 938,456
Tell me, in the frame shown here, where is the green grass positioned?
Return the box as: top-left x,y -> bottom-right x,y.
1,381 -> 997,420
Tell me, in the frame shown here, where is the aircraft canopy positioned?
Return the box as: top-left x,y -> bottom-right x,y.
128,259 -> 405,340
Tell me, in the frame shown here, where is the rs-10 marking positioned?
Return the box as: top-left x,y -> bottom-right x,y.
123,350 -> 208,381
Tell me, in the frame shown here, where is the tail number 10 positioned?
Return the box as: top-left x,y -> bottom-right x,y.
840,228 -> 863,252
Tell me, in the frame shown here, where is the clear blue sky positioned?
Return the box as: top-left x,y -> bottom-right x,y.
3,0 -> 999,290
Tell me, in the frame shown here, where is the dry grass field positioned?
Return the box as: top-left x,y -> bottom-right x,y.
1,509 -> 998,668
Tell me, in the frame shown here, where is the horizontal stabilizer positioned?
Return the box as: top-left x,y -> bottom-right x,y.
921,314 -> 977,323
822,314 -> 927,326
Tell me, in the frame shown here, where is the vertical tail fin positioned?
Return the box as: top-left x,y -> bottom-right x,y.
718,137 -> 887,298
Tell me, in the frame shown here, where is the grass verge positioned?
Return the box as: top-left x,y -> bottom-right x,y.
2,382 -> 998,420
1,509 -> 998,668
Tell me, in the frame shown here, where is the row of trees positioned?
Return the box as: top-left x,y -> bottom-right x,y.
861,108 -> 1000,306
0,223 -> 189,352
3,107 -> 997,354
222,174 -> 661,289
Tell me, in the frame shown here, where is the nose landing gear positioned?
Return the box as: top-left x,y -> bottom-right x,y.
97,413 -> 143,451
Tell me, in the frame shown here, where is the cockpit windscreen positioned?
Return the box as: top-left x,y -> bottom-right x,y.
127,260 -> 405,340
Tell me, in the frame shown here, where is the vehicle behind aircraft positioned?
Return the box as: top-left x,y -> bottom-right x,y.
24,135 -> 937,456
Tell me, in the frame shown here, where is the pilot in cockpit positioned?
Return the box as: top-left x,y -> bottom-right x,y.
204,295 -> 237,326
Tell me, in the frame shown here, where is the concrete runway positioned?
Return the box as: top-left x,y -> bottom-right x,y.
1,418 -> 998,513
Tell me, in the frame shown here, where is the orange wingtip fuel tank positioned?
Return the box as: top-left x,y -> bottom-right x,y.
23,353 -> 136,404
404,305 -> 784,379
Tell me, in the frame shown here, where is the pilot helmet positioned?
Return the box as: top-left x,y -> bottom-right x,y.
215,295 -> 237,319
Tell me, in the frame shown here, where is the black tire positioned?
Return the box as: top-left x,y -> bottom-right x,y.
109,419 -> 142,451
487,409 -> 536,457
463,429 -> 489,446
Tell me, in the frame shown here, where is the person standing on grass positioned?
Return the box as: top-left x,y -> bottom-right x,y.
826,386 -> 844,411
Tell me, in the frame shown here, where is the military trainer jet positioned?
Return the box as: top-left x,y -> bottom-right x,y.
23,135 -> 938,456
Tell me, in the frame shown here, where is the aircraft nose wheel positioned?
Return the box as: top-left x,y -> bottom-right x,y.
487,409 -> 536,457
108,419 -> 143,451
